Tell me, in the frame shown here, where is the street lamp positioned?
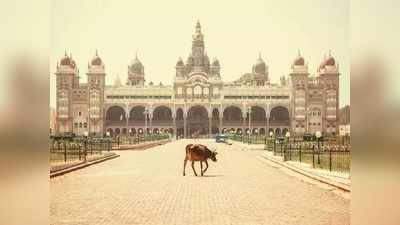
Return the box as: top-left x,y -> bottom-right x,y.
247,106 -> 251,142
87,108 -> 90,137
269,131 -> 277,154
315,131 -> 322,164
83,131 -> 88,162
285,131 -> 291,142
316,131 -> 322,147
143,108 -> 149,138
106,131 -> 111,151
246,129 -> 250,144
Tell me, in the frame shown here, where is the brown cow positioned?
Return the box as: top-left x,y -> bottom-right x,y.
183,144 -> 218,176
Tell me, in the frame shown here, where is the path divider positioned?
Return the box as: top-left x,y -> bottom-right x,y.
50,153 -> 120,178
50,139 -> 171,178
229,141 -> 351,192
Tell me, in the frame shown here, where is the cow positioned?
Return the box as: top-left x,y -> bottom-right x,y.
183,144 -> 218,176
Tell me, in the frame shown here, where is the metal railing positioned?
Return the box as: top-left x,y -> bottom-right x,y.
267,139 -> 350,173
228,134 -> 351,173
116,134 -> 170,145
49,137 -> 114,165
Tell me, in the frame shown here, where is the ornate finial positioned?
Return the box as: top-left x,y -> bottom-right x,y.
64,49 -> 67,56
298,49 -> 301,56
196,19 -> 201,32
258,52 -> 262,59
95,49 -> 98,56
329,49 -> 332,57
135,51 -> 138,59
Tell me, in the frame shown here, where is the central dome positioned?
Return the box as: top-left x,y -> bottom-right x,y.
253,53 -> 266,74
129,54 -> 144,74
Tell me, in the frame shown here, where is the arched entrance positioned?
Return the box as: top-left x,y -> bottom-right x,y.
152,106 -> 172,121
211,108 -> 219,135
187,105 -> 209,136
270,106 -> 290,123
223,106 -> 242,122
129,106 -> 145,121
249,106 -> 266,122
106,106 -> 126,129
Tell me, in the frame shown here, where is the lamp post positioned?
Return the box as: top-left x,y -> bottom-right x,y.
87,108 -> 90,137
247,106 -> 251,144
83,131 -> 88,162
149,129 -> 152,141
285,131 -> 291,143
144,108 -> 149,140
106,131 -> 111,151
128,129 -> 132,144
316,131 -> 322,165
139,129 -> 143,143
255,128 -> 258,143
269,131 -> 273,151
246,129 -> 250,144
285,131 -> 291,160
126,112 -> 129,137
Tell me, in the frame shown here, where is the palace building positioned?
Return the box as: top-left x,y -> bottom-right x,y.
55,21 -> 340,138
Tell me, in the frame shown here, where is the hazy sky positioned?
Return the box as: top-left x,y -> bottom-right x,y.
50,0 -> 349,107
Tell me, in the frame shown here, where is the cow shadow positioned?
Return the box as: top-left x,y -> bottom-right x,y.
199,174 -> 224,177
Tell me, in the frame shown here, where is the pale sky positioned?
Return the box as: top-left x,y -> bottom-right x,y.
50,0 -> 350,107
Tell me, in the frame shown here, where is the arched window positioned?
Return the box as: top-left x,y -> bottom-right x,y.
194,86 -> 202,95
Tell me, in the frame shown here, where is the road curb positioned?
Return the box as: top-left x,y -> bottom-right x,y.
259,154 -> 351,192
113,140 -> 171,150
50,154 -> 120,178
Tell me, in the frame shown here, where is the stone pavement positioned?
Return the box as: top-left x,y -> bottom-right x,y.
51,139 -> 350,225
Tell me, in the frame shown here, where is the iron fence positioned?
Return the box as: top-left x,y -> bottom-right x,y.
227,134 -> 351,173
268,140 -> 350,173
49,137 -> 114,164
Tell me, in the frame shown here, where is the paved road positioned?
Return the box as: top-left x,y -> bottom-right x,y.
51,139 -> 350,225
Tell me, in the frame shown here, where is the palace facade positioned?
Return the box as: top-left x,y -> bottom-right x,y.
55,21 -> 340,138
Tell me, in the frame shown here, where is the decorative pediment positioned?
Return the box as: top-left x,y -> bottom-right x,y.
185,72 -> 209,86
